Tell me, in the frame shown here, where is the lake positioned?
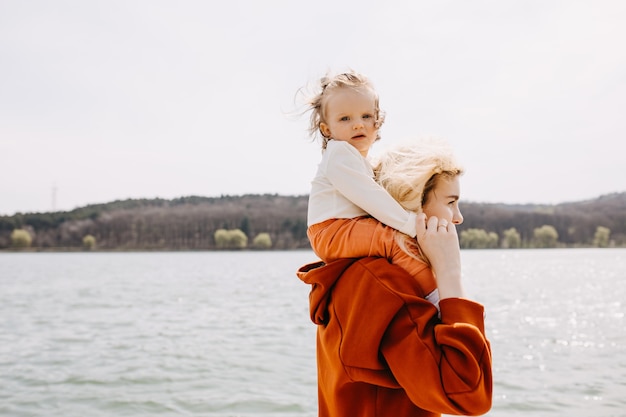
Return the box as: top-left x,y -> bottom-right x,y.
0,249 -> 624,417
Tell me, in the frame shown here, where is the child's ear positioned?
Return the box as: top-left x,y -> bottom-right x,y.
319,122 -> 331,138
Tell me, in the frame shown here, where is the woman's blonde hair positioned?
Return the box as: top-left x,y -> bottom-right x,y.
373,137 -> 464,264
300,70 -> 386,149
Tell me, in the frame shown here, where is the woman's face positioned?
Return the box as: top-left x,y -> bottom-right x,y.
422,176 -> 464,225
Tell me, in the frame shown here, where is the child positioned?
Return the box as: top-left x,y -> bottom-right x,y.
302,71 -> 441,305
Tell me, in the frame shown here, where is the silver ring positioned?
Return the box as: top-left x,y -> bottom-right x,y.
438,224 -> 447,228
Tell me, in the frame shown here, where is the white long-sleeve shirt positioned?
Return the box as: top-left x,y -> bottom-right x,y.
307,140 -> 418,238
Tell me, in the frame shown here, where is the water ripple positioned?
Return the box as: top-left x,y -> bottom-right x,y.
1,249 -> 625,416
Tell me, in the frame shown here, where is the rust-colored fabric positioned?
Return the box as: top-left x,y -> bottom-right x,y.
307,217 -> 436,296
297,258 -> 492,417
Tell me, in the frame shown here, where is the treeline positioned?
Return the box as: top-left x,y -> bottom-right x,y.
0,195 -> 308,251
458,192 -> 626,248
1,192 -> 625,251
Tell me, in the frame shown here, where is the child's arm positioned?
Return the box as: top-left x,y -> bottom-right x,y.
325,142 -> 417,237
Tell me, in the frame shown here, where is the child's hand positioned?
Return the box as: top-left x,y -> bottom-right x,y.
415,213 -> 464,299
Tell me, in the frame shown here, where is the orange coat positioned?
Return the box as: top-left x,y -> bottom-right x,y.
297,257 -> 492,417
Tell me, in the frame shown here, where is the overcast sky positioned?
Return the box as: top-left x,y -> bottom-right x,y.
1,0 -> 625,215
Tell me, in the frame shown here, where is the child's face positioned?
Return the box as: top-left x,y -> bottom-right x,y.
422,176 -> 464,225
319,87 -> 379,157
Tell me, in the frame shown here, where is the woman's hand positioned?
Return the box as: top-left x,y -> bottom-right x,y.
416,213 -> 465,299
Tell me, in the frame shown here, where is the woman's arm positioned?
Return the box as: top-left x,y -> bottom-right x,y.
381,296 -> 492,416
415,213 -> 465,299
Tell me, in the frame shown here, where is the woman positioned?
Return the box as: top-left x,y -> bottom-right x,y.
297,138 -> 492,417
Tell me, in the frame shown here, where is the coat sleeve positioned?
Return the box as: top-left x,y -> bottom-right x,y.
380,296 -> 493,416
324,141 -> 418,237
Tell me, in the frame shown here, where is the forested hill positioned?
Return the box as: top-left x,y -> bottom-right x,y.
1,192 -> 625,250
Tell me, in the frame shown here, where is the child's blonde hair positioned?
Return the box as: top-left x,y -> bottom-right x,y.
302,71 -> 386,149
373,137 -> 464,264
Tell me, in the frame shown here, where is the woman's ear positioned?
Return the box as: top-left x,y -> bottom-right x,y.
319,122 -> 331,138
